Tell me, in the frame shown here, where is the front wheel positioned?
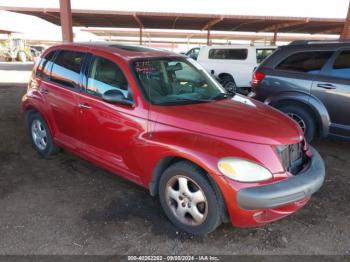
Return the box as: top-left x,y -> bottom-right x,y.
159,161 -> 222,235
278,104 -> 316,143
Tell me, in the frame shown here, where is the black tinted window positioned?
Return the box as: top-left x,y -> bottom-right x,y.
208,49 -> 248,60
330,51 -> 350,79
51,50 -> 85,89
36,51 -> 55,79
276,51 -> 333,74
87,56 -> 130,99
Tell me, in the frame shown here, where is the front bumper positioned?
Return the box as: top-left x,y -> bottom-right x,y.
237,147 -> 325,210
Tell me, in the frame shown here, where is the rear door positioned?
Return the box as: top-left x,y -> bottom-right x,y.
311,49 -> 350,138
43,49 -> 86,148
268,50 -> 334,94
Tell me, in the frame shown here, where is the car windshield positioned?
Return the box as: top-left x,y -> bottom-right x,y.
133,57 -> 231,105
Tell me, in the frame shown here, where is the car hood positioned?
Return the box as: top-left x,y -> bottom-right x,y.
150,95 -> 303,145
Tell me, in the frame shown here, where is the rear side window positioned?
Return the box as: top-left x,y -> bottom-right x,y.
87,56 -> 129,98
50,50 -> 85,89
36,51 -> 55,79
329,51 -> 350,79
276,51 -> 333,74
208,49 -> 248,60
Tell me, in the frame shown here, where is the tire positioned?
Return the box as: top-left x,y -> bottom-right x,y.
218,75 -> 237,94
18,52 -> 27,63
159,161 -> 222,235
278,104 -> 316,142
26,111 -> 59,157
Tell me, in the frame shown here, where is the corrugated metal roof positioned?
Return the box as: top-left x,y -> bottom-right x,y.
0,6 -> 345,34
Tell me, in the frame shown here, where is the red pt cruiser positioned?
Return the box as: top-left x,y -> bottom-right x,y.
22,43 -> 325,235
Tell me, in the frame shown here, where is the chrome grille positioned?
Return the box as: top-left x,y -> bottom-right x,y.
276,142 -> 303,173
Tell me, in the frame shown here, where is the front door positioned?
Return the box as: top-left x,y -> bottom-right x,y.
77,54 -> 146,183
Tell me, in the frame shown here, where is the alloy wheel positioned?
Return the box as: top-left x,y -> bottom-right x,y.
287,113 -> 307,133
31,119 -> 48,151
165,175 -> 208,226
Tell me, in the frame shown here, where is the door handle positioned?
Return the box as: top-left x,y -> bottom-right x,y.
79,103 -> 92,109
316,83 -> 336,89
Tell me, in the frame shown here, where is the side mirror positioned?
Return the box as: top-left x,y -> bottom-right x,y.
102,89 -> 133,106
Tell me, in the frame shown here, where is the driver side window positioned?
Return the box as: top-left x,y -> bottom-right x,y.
87,56 -> 131,99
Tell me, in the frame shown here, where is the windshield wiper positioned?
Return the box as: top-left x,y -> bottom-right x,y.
210,93 -> 235,100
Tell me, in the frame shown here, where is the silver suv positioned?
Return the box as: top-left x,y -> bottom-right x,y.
251,41 -> 350,142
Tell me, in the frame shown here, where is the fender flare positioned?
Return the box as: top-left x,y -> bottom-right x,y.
265,91 -> 330,137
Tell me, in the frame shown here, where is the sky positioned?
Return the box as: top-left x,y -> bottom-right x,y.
0,0 -> 348,42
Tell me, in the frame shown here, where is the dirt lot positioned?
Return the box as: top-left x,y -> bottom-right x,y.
0,63 -> 349,255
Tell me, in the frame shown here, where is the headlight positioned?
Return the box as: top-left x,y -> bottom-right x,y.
217,158 -> 273,182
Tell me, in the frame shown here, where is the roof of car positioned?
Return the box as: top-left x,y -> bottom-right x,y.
47,42 -> 181,60
280,41 -> 350,50
200,44 -> 276,50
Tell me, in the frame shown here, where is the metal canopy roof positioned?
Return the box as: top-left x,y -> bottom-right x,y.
83,28 -> 339,42
0,6 -> 345,35
0,29 -> 14,34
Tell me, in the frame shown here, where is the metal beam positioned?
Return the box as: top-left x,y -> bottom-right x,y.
202,17 -> 223,46
202,17 -> 223,31
59,0 -> 73,42
317,27 -> 343,35
341,1 -> 350,40
259,19 -> 310,32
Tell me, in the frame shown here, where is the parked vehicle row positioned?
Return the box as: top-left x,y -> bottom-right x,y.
186,45 -> 276,95
251,41 -> 350,142
185,41 -> 350,143
22,43 -> 325,235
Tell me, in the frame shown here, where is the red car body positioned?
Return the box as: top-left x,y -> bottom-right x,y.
22,43 -> 325,229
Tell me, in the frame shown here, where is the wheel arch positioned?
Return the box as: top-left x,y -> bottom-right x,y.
218,72 -> 234,80
266,91 -> 330,137
23,105 -> 56,139
149,156 -> 229,223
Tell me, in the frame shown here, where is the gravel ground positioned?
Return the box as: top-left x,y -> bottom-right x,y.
0,63 -> 349,255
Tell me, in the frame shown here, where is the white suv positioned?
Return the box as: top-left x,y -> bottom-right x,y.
186,45 -> 276,94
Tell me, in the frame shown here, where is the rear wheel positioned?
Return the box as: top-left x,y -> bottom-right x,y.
159,161 -> 222,235
278,104 -> 316,142
27,111 -> 59,157
218,75 -> 237,93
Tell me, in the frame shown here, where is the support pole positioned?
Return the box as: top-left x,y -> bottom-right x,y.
340,1 -> 350,40
139,27 -> 143,45
133,14 -> 144,45
207,28 -> 211,46
59,0 -> 73,42
271,26 -> 278,46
